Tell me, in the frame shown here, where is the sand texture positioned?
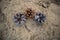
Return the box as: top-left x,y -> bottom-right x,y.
0,0 -> 60,40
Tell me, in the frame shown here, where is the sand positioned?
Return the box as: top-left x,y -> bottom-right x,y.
0,0 -> 60,40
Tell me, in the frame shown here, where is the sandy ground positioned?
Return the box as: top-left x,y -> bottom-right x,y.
0,0 -> 60,40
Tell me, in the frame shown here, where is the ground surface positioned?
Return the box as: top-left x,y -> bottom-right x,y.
0,0 -> 60,40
